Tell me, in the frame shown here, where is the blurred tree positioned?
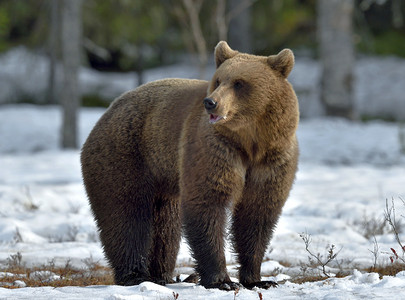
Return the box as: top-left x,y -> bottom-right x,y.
227,0 -> 255,52
46,0 -> 60,105
318,0 -> 355,119
61,0 -> 82,149
391,0 -> 403,28
216,0 -> 227,41
170,0 -> 256,78
181,0 -> 208,78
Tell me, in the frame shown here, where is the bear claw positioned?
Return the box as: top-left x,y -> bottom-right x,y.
219,282 -> 242,291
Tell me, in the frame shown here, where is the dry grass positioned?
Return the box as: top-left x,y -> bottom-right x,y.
291,274 -> 327,284
1,260 -> 405,289
289,262 -> 405,285
366,262 -> 405,278
0,259 -> 114,289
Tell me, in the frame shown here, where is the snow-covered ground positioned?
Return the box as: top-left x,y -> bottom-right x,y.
0,103 -> 405,299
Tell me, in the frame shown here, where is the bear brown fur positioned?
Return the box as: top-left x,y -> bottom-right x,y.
81,41 -> 299,290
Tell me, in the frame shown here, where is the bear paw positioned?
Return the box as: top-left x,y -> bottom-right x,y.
119,276 -> 150,286
205,281 -> 242,291
242,280 -> 278,289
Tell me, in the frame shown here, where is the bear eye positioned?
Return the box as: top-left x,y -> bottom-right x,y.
214,78 -> 220,89
233,80 -> 244,90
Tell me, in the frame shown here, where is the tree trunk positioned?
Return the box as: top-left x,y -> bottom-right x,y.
392,0 -> 403,28
182,0 -> 208,79
135,43 -> 144,87
318,0 -> 355,119
216,0 -> 227,41
227,0 -> 253,53
60,0 -> 82,149
47,0 -> 59,104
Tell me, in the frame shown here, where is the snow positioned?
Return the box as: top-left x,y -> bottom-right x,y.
1,273 -> 405,299
1,106 -> 404,299
1,72 -> 405,298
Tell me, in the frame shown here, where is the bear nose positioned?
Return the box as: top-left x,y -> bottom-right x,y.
203,98 -> 217,110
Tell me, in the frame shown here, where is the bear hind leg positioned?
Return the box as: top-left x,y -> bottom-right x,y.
148,195 -> 181,285
98,194 -> 155,286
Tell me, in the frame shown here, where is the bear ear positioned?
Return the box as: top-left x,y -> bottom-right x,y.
215,41 -> 238,68
267,49 -> 295,78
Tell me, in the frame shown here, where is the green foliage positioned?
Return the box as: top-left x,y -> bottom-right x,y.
373,30 -> 405,57
360,114 -> 397,123
0,6 -> 10,51
0,0 -> 47,51
253,0 -> 316,54
82,94 -> 110,108
84,0 -> 167,47
83,0 -> 169,71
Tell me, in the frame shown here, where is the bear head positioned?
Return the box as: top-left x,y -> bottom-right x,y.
204,41 -> 299,142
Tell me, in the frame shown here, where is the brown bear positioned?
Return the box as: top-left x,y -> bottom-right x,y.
81,41 -> 299,290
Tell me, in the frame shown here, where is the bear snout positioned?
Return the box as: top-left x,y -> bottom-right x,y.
203,97 -> 217,111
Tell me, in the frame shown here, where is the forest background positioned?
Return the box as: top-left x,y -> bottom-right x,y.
1,0 -> 405,147
2,0 -> 405,70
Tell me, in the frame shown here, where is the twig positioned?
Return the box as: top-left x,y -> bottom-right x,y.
368,235 -> 379,271
384,198 -> 405,263
300,232 -> 341,277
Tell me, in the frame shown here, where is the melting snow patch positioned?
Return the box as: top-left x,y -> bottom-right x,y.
351,269 -> 380,284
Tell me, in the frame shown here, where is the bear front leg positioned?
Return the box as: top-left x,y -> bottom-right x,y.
182,197 -> 232,290
231,196 -> 281,289
180,159 -> 245,290
231,163 -> 296,289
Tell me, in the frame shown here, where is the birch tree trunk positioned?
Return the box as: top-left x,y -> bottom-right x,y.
60,0 -> 82,148
318,0 -> 355,119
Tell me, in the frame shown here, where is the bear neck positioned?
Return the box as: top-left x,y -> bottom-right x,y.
215,118 -> 295,164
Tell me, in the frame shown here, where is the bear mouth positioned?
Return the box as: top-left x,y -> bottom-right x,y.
209,114 -> 225,124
